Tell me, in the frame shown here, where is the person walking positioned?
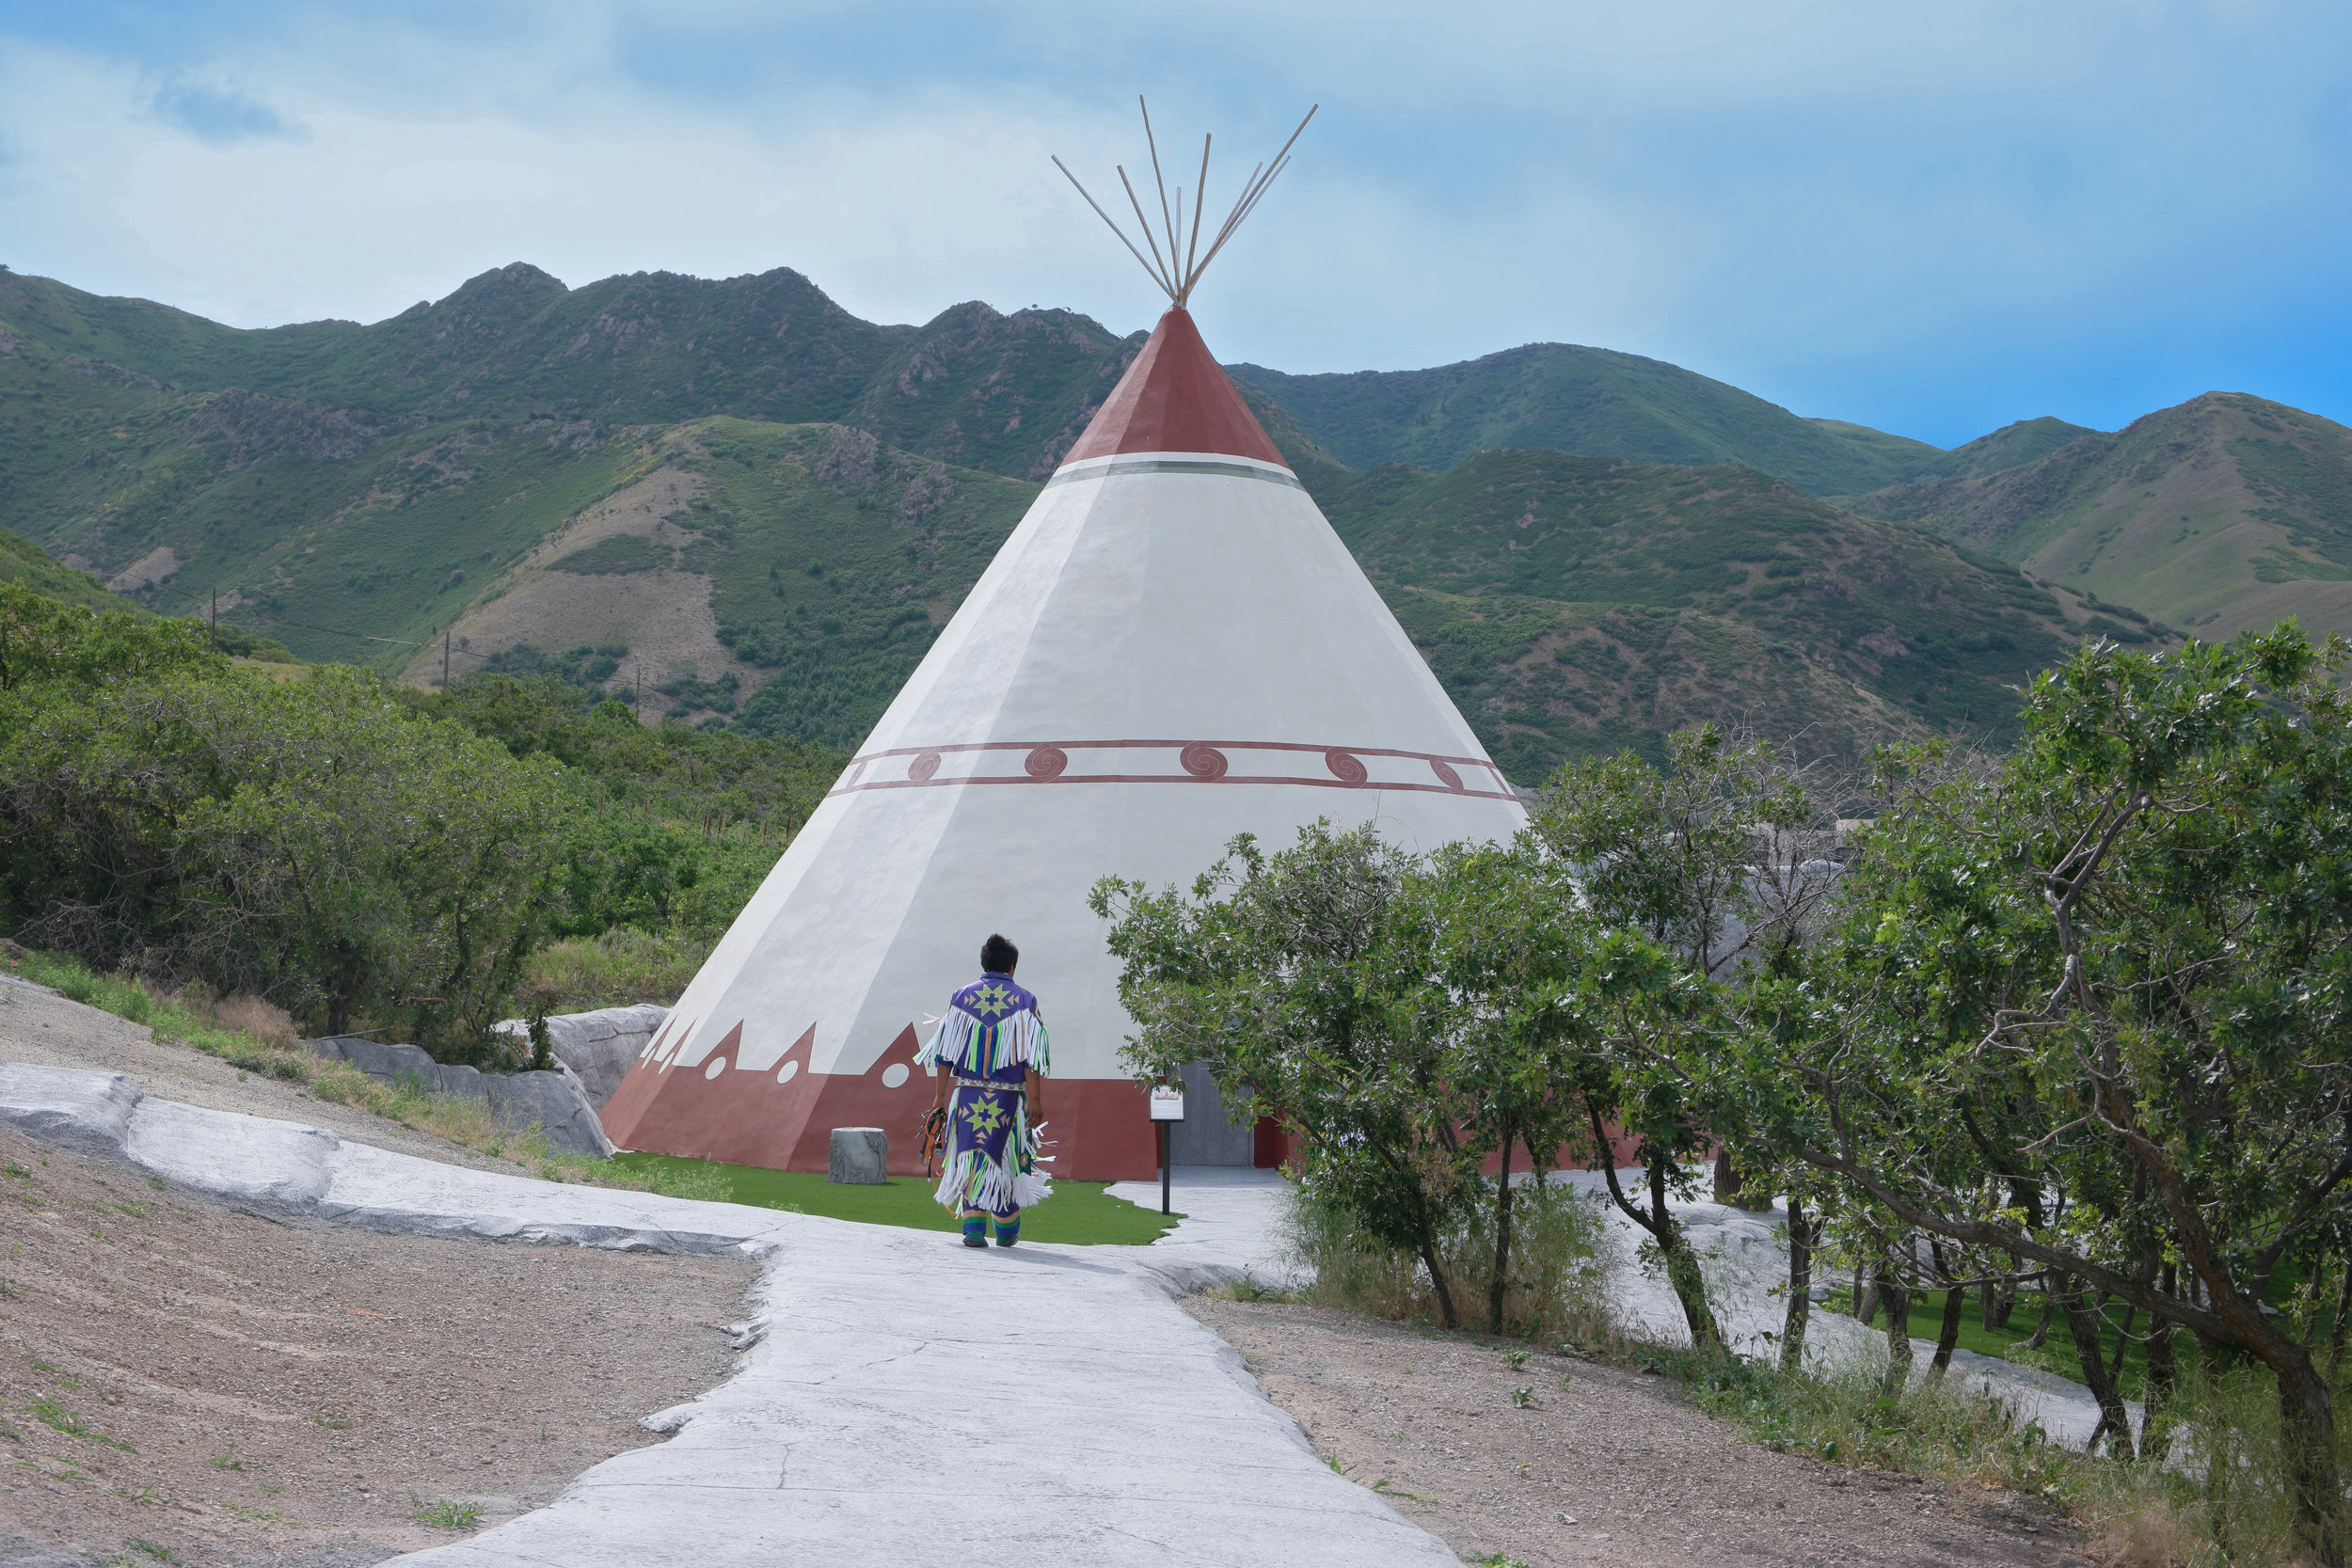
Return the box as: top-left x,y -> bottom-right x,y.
919,933 -> 1052,1247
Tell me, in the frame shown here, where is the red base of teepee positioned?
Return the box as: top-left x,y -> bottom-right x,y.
600,1021 -> 1157,1182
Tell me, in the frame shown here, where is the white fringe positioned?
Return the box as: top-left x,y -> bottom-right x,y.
914,1001 -> 1051,1076
933,1148 -> 1009,1212
917,1009 -> 975,1068
929,1100 -> 1055,1214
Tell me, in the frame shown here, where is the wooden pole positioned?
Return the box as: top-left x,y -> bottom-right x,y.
1184,134 -> 1212,296
442,632 -> 450,688
1139,97 -> 1180,276
1114,165 -> 1176,296
1051,156 -> 1174,301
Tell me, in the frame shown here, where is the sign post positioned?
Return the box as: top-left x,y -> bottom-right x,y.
1149,1083 -> 1186,1215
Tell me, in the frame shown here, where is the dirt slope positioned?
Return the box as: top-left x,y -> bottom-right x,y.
0,1125 -> 755,1568
1187,1297 -> 2088,1568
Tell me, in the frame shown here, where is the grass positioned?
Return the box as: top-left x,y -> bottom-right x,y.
523,928 -> 704,1010
608,1153 -> 1183,1245
413,1497 -> 483,1530
7,942 -> 1186,1236
1656,1344 -> 2068,1489
26,1393 -> 133,1450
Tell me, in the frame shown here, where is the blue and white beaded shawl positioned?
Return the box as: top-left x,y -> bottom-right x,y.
916,973 -> 1050,1085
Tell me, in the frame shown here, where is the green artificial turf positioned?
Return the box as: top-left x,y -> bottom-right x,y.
610,1153 -> 1183,1245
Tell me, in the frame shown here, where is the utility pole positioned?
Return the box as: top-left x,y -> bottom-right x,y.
442,631 -> 451,689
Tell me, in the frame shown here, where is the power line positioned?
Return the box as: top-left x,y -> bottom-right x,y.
119,572 -> 531,688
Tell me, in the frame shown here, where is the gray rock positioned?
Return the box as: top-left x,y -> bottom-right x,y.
312,1036 -> 615,1159
490,1004 -> 668,1109
828,1126 -> 887,1184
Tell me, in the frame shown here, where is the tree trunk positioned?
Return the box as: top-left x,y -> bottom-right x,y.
1488,1131 -> 1516,1335
1876,1260 -> 1912,1394
1584,1108 -> 1719,1351
2019,1285 -> 2057,1350
1781,1198 -> 1812,1374
2056,1276 -> 2136,1462
2106,1300 -> 2137,1388
1986,1271 -> 2017,1332
2275,1349 -> 2346,1567
1649,1162 -> 1721,1351
1851,1257 -> 1870,1322
1419,1238 -> 1460,1330
1930,1285 -> 1965,1380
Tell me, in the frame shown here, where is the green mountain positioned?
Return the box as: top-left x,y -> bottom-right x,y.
0,526 -> 118,610
0,260 -> 2180,779
1298,451 -> 2141,779
1226,345 -> 1968,496
0,328 -> 1032,743
0,263 -> 1140,483
1908,416 -> 2100,483
1847,393 -> 2352,640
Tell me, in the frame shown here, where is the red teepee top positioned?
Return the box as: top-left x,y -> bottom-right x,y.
1060,309 -> 1287,468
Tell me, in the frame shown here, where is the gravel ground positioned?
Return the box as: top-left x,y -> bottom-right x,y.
1184,1297 -> 2092,1568
0,1123 -> 756,1568
0,975 -> 532,1179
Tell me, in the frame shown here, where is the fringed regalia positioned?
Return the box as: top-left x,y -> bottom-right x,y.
916,974 -> 1052,1225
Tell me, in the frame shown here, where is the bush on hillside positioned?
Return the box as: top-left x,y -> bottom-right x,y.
0,588 -> 572,1052
1286,1177 -> 1619,1345
0,590 -> 841,1043
524,928 -> 707,1010
0,662 -> 568,1048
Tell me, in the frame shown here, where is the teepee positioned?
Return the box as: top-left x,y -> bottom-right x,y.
600,104 -> 1527,1180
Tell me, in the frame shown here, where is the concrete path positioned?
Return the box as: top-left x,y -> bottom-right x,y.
1107,1166 -> 1300,1289
0,1060 -> 1457,1568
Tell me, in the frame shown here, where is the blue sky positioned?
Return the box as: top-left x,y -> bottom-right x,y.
1,1 -> 2346,447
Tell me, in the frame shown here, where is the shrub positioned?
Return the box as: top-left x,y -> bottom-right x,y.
1285,1176 -> 1619,1344
2065,1361 -> 2352,1568
525,927 -> 707,1009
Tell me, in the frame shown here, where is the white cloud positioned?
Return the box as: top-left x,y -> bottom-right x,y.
0,1 -> 2346,440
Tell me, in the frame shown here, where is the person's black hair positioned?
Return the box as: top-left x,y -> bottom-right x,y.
980,933 -> 1019,974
